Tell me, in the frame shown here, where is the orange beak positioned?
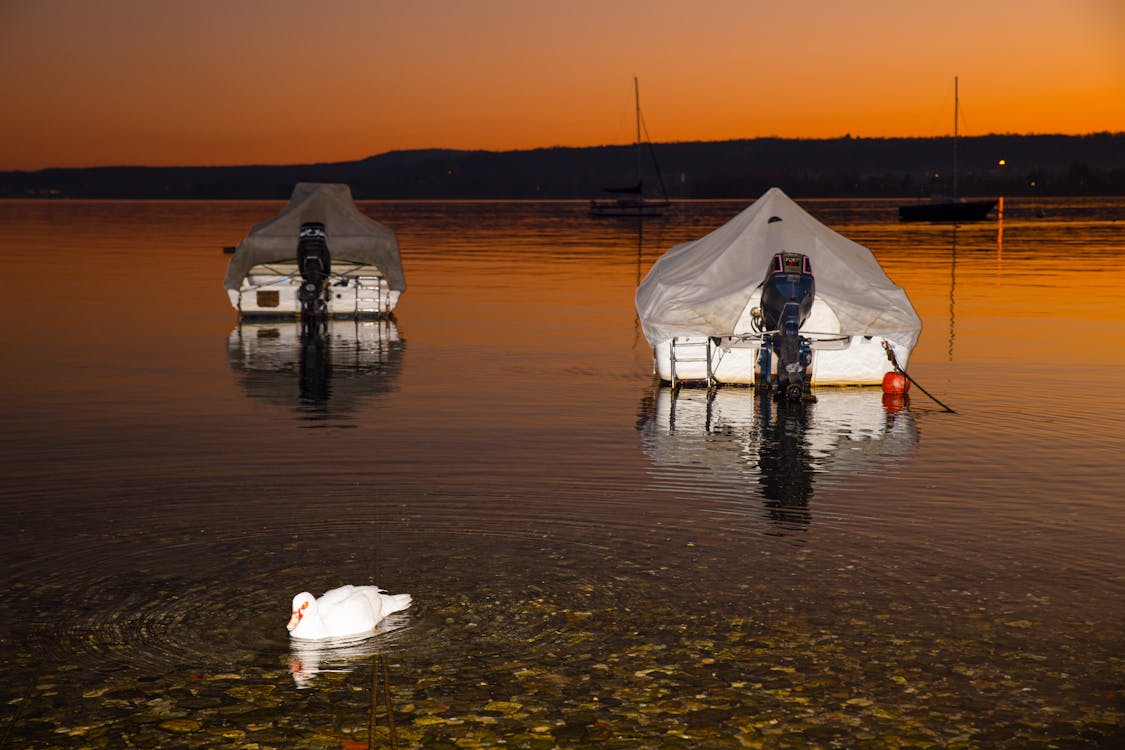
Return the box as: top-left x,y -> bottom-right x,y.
287,609 -> 302,631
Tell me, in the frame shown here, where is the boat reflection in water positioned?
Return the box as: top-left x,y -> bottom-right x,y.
227,319 -> 405,424
637,386 -> 918,536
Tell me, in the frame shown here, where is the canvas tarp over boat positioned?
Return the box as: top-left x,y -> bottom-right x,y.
635,187 -> 921,352
223,182 -> 405,292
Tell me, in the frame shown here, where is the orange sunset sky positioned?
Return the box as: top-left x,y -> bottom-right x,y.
1,0 -> 1122,171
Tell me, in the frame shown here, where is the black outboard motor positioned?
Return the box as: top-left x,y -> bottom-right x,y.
297,222 -> 331,320
758,252 -> 815,400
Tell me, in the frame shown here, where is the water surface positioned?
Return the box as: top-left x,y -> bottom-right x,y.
1,197 -> 1122,748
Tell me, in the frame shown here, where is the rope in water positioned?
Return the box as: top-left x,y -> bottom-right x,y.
883,341 -> 957,414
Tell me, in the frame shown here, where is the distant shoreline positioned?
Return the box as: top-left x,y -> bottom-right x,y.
3,195 -> 1120,203
2,133 -> 1121,199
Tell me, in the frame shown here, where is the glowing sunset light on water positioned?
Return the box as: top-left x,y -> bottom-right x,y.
0,0 -> 1122,170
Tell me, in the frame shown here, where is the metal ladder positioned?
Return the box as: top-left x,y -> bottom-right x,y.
669,337 -> 714,388
355,276 -> 383,315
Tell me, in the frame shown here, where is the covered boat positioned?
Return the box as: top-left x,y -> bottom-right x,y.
224,183 -> 405,318
636,188 -> 921,392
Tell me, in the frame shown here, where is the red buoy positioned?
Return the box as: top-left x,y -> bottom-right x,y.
882,372 -> 910,394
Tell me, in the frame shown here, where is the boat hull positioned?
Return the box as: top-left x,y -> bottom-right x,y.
228,262 -> 400,319
898,199 -> 997,222
589,198 -> 670,217
653,334 -> 911,387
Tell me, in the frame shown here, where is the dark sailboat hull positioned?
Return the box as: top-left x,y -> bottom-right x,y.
898,198 -> 997,223
589,197 -> 670,217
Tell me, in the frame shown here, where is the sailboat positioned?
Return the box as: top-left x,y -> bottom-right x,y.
590,78 -> 671,217
898,77 -> 997,222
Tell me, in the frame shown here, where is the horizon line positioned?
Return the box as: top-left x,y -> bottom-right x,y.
6,131 -> 1123,173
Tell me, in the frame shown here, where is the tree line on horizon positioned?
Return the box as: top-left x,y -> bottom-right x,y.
2,133 -> 1121,199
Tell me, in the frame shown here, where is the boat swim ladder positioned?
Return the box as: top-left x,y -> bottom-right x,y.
355,276 -> 384,315
668,337 -> 714,389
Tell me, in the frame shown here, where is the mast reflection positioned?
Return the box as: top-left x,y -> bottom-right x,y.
637,386 -> 918,536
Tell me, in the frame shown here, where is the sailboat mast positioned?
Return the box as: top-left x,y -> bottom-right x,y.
634,76 -> 642,193
953,76 -> 959,199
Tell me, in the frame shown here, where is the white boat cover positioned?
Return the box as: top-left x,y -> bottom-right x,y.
635,187 -> 921,352
223,183 -> 405,292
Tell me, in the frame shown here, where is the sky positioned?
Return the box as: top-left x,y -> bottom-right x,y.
1,0 -> 1122,171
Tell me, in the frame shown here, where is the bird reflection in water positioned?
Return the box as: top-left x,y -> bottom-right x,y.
287,613 -> 409,688
287,617 -> 408,747
637,385 -> 918,536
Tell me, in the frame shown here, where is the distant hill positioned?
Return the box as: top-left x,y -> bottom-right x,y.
2,134 -> 1122,199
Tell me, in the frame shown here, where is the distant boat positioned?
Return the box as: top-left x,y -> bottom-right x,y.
899,77 -> 997,223
590,78 -> 670,218
898,197 -> 997,223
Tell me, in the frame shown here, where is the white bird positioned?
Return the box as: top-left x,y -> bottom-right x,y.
286,585 -> 412,640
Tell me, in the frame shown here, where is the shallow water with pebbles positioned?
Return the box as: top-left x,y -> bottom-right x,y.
1,197 -> 1122,748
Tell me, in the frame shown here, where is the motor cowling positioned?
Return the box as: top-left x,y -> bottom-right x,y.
760,252 -> 814,332
760,253 -> 815,400
297,222 -> 331,312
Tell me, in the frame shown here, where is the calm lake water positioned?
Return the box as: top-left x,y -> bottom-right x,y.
1,196 -> 1122,748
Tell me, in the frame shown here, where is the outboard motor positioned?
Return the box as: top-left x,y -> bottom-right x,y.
758,252 -> 815,400
297,222 -> 331,320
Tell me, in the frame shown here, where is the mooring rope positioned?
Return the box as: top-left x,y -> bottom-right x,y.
883,341 -> 957,414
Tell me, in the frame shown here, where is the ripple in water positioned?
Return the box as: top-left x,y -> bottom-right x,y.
8,515 -> 615,684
